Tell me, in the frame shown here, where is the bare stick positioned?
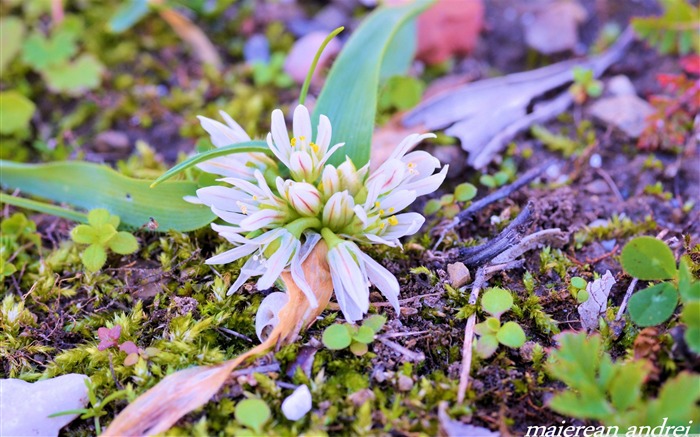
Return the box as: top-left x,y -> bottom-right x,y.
457,267 -> 486,403
616,278 -> 639,321
434,161 -> 550,250
377,337 -> 425,362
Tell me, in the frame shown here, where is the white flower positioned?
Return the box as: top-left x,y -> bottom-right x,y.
193,104 -> 447,323
196,111 -> 277,181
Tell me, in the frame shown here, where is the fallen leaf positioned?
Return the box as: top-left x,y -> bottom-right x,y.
103,242 -> 333,436
578,270 -> 616,330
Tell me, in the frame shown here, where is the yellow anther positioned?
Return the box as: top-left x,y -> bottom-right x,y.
407,162 -> 416,169
379,209 -> 385,215
388,216 -> 399,226
388,207 -> 395,213
379,222 -> 385,229
310,142 -> 319,153
252,195 -> 258,201
291,137 -> 297,147
374,201 -> 381,208
299,136 -> 306,141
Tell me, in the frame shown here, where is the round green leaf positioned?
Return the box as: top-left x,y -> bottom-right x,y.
684,327 -> 700,355
322,324 -> 352,350
0,91 -> 35,134
71,224 -> 97,244
454,183 -> 477,202
681,301 -> 700,327
88,208 -> 112,226
95,224 -> 117,245
353,325 -> 375,344
571,277 -> 587,289
475,333 -> 499,358
235,398 -> 270,434
109,232 -> 139,255
481,287 -> 513,318
621,236 -> 677,280
423,199 -> 441,215
576,289 -> 590,304
497,321 -> 526,348
485,317 -> 501,333
349,341 -> 369,356
627,283 -> 679,327
81,244 -> 107,272
362,314 -> 386,333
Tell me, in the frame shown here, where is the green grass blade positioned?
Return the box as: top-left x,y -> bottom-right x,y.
0,192 -> 88,223
313,0 -> 433,168
0,160 -> 214,232
150,140 -> 270,187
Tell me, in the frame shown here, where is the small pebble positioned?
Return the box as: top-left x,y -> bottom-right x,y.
94,130 -> 130,153
607,75 -> 637,97
397,374 -> 414,392
589,153 -> 602,169
447,262 -> 471,288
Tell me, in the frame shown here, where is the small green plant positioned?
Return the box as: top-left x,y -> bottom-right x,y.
621,236 -> 700,352
423,182 -> 477,219
479,158 -> 516,188
474,287 -> 526,358
70,209 -> 139,272
569,276 -> 589,303
569,67 -> 603,104
234,398 -> 271,434
643,182 -> 673,200
632,0 -> 700,55
322,315 -> 386,356
251,52 -> 295,88
378,75 -> 425,112
547,331 -> 700,431
49,378 -> 131,435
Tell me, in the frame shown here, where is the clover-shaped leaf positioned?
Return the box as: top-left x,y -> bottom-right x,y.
82,244 -> 107,272
71,209 -> 138,272
108,232 -> 139,255
362,314 -> 386,333
621,236 -> 677,280
627,282 -> 678,327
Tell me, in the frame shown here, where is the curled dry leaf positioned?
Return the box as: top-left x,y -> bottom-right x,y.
102,242 -> 332,436
577,270 -> 616,331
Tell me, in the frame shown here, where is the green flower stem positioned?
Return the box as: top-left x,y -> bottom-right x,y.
320,227 -> 344,250
298,26 -> 344,105
285,217 -> 321,239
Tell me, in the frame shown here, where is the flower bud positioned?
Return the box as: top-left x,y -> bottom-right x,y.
321,165 -> 340,198
338,157 -> 363,195
322,191 -> 355,230
286,182 -> 322,216
288,151 -> 315,182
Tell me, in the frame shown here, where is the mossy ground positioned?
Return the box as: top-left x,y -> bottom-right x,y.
1,0 -> 699,435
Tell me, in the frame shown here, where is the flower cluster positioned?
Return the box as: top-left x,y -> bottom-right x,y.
191,105 -> 447,322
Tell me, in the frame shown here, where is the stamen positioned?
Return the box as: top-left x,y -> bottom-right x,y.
388,216 -> 398,226
237,201 -> 248,215
379,209 -> 385,215
388,207 -> 395,213
291,137 -> 297,147
310,142 -> 319,153
374,201 -> 381,209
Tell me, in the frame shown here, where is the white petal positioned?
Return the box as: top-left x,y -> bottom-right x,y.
281,385 -> 312,421
363,233 -> 401,248
197,115 -> 246,148
388,133 -> 436,162
328,243 -> 369,317
206,244 -> 257,265
257,234 -> 298,289
316,114 -> 332,154
377,190 -> 416,216
240,209 -> 285,231
401,150 -> 441,179
219,110 -> 251,141
382,212 -> 425,239
228,256 -> 266,295
318,142 -> 344,167
402,165 -> 449,197
271,109 -> 291,158
267,133 -> 289,167
293,105 -> 312,141
211,206 -> 246,225
358,251 -> 400,313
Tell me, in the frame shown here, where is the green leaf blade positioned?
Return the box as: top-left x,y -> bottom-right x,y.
109,232 -> 139,255
313,0 -> 434,168
1,160 -> 215,232
496,321 -> 526,348
149,141 -> 270,187
322,324 -> 352,350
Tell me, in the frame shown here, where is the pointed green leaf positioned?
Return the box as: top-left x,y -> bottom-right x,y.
621,236 -> 677,280
109,232 -> 139,255
627,282 -> 678,327
0,160 -> 215,232
313,0 -> 434,168
81,244 -> 107,272
149,140 -> 270,187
